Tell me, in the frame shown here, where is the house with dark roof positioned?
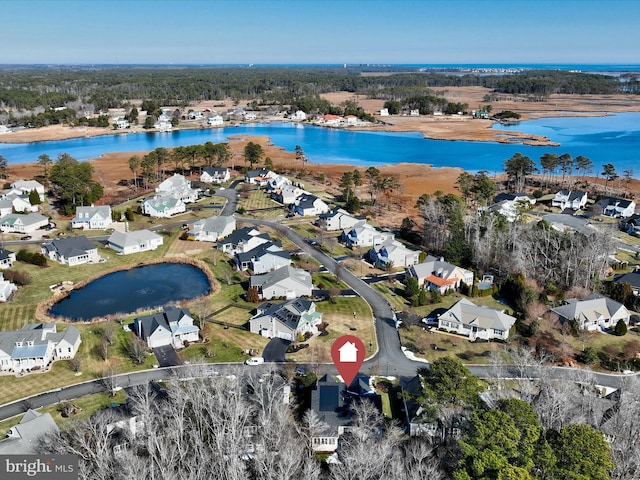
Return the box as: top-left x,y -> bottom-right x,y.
0,323 -> 81,373
217,226 -> 270,255
248,298 -> 322,341
244,168 -> 275,186
41,235 -> 99,266
133,306 -> 199,348
0,247 -> 16,269
613,270 -> 640,296
597,197 -> 636,218
249,265 -> 313,300
551,293 -> 630,331
293,194 -> 329,216
493,192 -> 536,205
200,167 -> 230,184
310,374 -> 350,453
0,410 -> 59,454
552,190 -> 588,210
438,298 -> 516,340
235,241 -> 291,274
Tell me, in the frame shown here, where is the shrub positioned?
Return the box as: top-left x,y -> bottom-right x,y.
125,207 -> 135,221
4,269 -> 32,286
579,347 -> 599,365
614,319 -> 628,336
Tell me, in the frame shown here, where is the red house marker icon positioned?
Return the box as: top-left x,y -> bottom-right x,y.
331,335 -> 366,387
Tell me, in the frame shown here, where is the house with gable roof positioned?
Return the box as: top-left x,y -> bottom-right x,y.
0,323 -> 81,373
0,410 -> 59,454
551,293 -> 630,331
248,297 -> 322,341
249,265 -> 313,300
41,236 -> 99,266
143,195 -> 186,218
367,239 -> 421,269
552,190 -> 588,210
340,220 -> 394,247
293,194 -> 329,216
72,204 -> 112,230
290,110 -> 307,121
200,167 -> 230,184
245,168 -> 276,186
0,213 -> 49,233
0,193 -> 38,214
318,207 -> 362,231
156,173 -> 198,203
0,248 -> 16,270
597,197 -> 636,218
0,273 -> 17,302
189,215 -> 236,242
207,114 -> 224,126
217,226 -> 271,255
108,229 -> 163,255
407,255 -> 474,292
133,306 -> 199,349
437,298 -> 516,341
613,270 -> 640,296
235,242 -> 291,274
266,174 -> 292,192
9,179 -> 45,202
273,184 -> 307,205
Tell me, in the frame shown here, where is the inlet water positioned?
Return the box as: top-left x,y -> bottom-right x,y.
49,263 -> 210,321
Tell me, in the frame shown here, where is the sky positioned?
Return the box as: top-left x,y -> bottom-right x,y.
1,0 -> 639,65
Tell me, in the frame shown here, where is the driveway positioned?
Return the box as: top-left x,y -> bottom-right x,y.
262,338 -> 291,362
153,345 -> 182,367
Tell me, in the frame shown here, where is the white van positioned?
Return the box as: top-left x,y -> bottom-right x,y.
245,357 -> 265,366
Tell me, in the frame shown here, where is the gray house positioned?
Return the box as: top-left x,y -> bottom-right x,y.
551,293 -> 630,331
250,265 -> 313,300
189,215 -> 236,242
236,242 -> 291,274
0,410 -> 59,454
134,306 -> 199,349
42,236 -> 99,266
248,298 -> 322,341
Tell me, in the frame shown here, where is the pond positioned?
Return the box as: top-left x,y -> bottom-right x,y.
49,263 -> 211,321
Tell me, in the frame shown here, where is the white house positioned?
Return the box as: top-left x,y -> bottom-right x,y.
319,208 -> 362,231
245,168 -> 276,186
0,248 -> 16,270
551,293 -> 631,331
248,298 -> 322,341
0,213 -> 49,233
42,236 -> 99,266
154,113 -> 172,131
217,226 -> 271,255
409,109 -> 420,116
143,195 -> 186,218
293,194 -> 329,217
407,256 -> 474,292
0,195 -> 37,214
0,273 -> 17,302
340,220 -> 394,247
344,115 -> 358,125
597,197 -> 636,218
552,190 -> 588,210
438,298 -> 516,341
266,174 -> 292,192
250,265 -> 313,300
188,111 -> 204,120
200,167 -> 230,184
484,200 -> 520,223
134,306 -> 199,349
379,108 -> 389,116
0,323 -> 81,373
236,242 -> 292,274
10,180 -> 45,202
207,114 -> 224,126
245,112 -> 257,121
322,114 -> 341,126
274,184 -> 307,205
189,215 -> 236,242
108,230 -> 163,255
0,125 -> 10,134
72,205 -> 112,230
156,174 -> 199,203
367,239 -> 421,269
290,110 -> 307,121
115,117 -> 130,129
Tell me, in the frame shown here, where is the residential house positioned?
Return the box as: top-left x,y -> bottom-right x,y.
409,109 -> 420,116
207,114 -> 224,126
293,194 -> 329,217
143,195 -> 186,218
0,248 -> 16,269
108,230 -> 163,255
438,298 -> 516,341
551,293 -> 631,331
266,174 -> 292,192
217,226 -> 271,255
154,113 -> 172,131
115,117 -> 130,129
597,197 -> 637,218
0,410 -> 59,454
71,204 -> 112,230
344,115 -> 358,125
189,215 -> 236,242
0,125 -> 10,134
235,242 -> 291,274
493,192 -> 536,205
621,214 -> 640,236
200,167 -> 230,184
250,265 -> 313,300
248,297 -> 322,341
273,184 -> 307,205
188,111 -> 203,120
379,108 -> 389,116
613,270 -> 640,296
367,239 -> 421,269
484,200 -> 520,222
290,110 -> 307,121
0,323 -> 81,373
322,114 -> 341,126
309,374 -> 348,453
156,174 -> 198,203
0,213 -> 49,233
134,306 -> 199,349
552,190 -> 588,210
245,112 -> 257,121
318,207 -> 362,231
42,236 -> 99,266
10,180 -> 45,202
245,168 -> 275,186
0,273 -> 17,301
0,194 -> 38,214
407,255 -> 474,292
341,220 -> 394,247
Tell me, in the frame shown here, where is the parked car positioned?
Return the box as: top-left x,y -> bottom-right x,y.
20,235 -> 32,241
245,357 -> 265,366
